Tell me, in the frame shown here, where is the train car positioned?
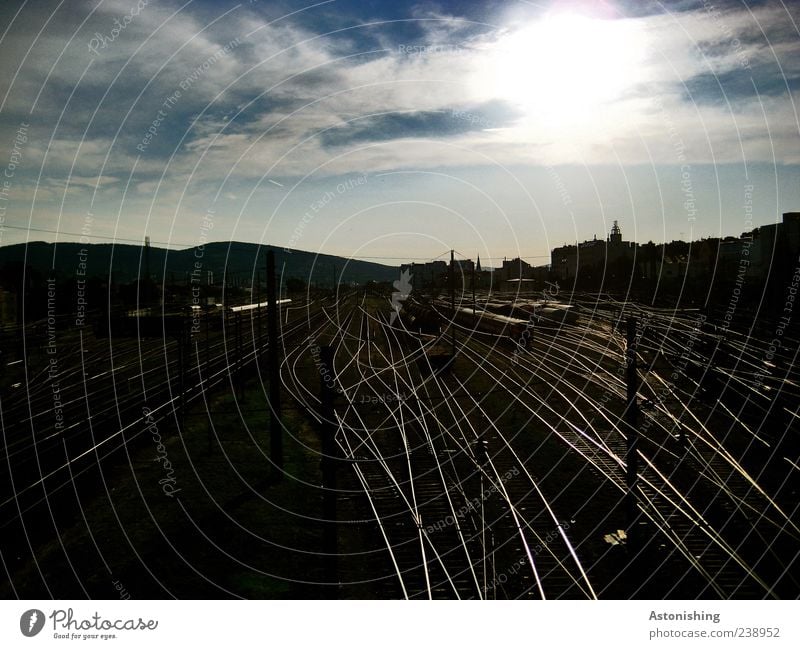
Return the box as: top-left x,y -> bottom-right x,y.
478,298 -> 581,326
514,302 -> 581,326
401,301 -> 443,334
405,300 -> 533,343
393,308 -> 452,373
452,306 -> 527,340
228,298 -> 292,313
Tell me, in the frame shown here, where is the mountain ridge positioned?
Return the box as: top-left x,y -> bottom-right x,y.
0,240 -> 399,287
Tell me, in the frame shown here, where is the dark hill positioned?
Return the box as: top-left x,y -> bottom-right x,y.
0,241 -> 398,287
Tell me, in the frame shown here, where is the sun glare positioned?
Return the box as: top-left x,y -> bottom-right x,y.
480,13 -> 644,127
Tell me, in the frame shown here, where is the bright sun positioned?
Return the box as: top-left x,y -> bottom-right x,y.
480,13 -> 643,126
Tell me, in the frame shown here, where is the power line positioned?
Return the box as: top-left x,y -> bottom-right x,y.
1,223 -> 553,263
1,223 -> 186,248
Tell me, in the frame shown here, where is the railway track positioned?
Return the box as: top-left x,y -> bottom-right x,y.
3,288 -> 796,599
0,297 -> 330,538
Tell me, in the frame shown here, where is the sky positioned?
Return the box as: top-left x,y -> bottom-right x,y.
0,0 -> 799,266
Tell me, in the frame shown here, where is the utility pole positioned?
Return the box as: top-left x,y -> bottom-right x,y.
267,250 -> 283,475
257,269 -> 263,355
144,235 -> 151,307
475,436 -> 489,599
625,316 -> 640,544
320,345 -> 338,596
178,313 -> 187,431
472,262 -> 476,327
236,309 -> 243,399
222,270 -> 228,313
204,299 -> 212,452
450,250 -> 456,359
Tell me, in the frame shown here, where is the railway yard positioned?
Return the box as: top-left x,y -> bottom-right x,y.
1,290 -> 798,599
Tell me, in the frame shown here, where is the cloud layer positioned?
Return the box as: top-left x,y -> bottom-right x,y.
1,0 -> 799,256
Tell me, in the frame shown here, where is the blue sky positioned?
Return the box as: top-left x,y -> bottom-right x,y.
1,0 -> 799,265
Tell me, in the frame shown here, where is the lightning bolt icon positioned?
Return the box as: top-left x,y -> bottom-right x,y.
28,612 -> 37,632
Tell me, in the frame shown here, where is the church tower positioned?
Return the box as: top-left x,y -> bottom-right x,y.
609,220 -> 622,245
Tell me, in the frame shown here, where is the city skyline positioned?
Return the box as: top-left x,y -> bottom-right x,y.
2,208 -> 783,266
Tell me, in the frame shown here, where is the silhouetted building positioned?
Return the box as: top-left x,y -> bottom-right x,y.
531,265 -> 551,283
747,212 -> 800,279
0,289 -> 16,325
551,221 -> 637,281
453,259 -> 475,274
400,260 -> 448,288
500,257 -> 531,281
